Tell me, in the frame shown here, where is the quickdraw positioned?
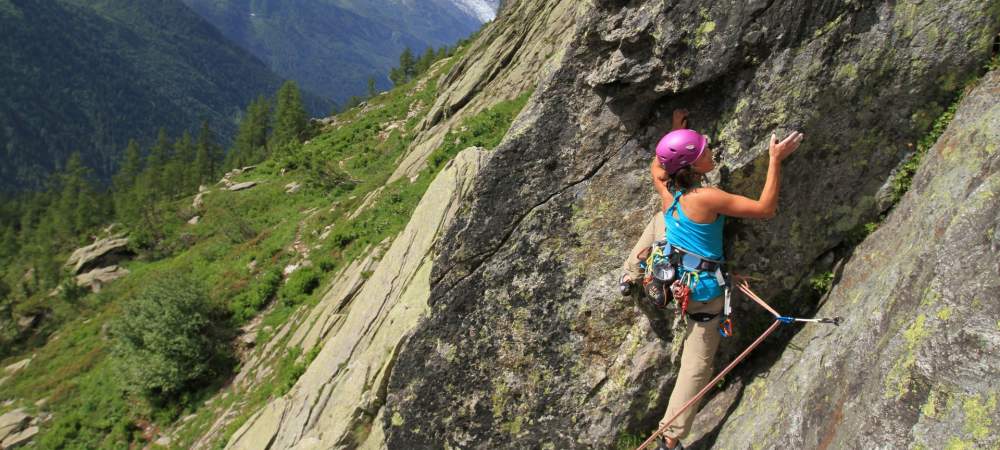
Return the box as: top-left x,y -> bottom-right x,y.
669,271 -> 697,317
718,317 -> 733,337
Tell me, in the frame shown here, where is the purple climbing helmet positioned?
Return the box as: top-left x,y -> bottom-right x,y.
655,129 -> 707,175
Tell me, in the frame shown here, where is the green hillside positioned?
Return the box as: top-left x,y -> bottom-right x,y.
180,0 -> 493,104
0,0 -> 331,192
0,39 -> 528,448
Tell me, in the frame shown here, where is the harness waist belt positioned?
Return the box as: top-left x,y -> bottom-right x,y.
669,247 -> 723,272
687,312 -> 720,322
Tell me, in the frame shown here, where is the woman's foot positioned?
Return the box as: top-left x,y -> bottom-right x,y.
619,273 -> 633,296
654,435 -> 683,449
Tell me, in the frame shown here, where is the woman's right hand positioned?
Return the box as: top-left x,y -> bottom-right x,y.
769,131 -> 804,162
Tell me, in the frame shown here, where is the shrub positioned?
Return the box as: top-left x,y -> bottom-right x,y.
809,271 -> 835,295
229,267 -> 282,322
279,266 -> 321,306
110,272 -> 230,400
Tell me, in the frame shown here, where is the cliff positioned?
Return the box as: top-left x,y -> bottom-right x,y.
708,69 -> 1000,450
382,0 -> 998,448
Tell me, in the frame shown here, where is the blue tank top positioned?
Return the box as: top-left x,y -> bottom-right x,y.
665,190 -> 725,301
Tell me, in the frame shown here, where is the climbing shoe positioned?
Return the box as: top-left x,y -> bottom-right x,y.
654,437 -> 684,450
619,273 -> 633,296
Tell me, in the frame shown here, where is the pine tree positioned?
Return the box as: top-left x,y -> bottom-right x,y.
271,81 -> 308,150
145,128 -> 172,197
416,47 -> 435,74
113,139 -> 143,192
55,152 -> 98,242
231,96 -> 272,167
389,66 -> 405,86
400,47 -> 416,80
168,131 -> 195,194
194,121 -> 220,186
367,77 -> 377,98
113,139 -> 143,226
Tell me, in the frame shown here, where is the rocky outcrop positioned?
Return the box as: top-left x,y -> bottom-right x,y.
3,358 -> 31,375
75,265 -> 130,292
389,0 -> 586,182
704,70 -> 1000,450
224,148 -> 490,449
0,409 -> 36,449
0,409 -> 30,440
64,236 -> 131,275
380,0 -> 999,448
229,181 -> 258,192
193,192 -> 207,209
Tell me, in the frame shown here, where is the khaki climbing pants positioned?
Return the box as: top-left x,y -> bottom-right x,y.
622,214 -> 723,440
659,295 -> 723,439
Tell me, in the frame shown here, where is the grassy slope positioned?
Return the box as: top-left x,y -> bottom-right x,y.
0,42 -> 531,449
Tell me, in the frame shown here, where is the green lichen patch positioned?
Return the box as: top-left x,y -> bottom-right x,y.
921,388 -> 943,418
694,20 -> 716,47
961,392 -> 997,440
884,314 -> 929,399
944,437 -> 973,450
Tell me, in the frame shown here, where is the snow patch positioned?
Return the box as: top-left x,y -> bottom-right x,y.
449,0 -> 499,23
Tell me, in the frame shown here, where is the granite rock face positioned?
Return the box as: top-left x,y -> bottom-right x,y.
223,148 -> 490,450
709,70 -> 1000,450
382,0 -> 999,448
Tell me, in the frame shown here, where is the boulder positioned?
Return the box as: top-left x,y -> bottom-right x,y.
76,265 -> 129,293
65,236 -> 132,275
187,215 -> 201,225
15,314 -> 39,332
193,192 -> 206,209
284,182 -> 301,194
229,181 -> 258,192
2,425 -> 38,449
0,409 -> 30,443
3,358 -> 30,374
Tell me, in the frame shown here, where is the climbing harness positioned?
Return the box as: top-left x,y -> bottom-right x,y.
639,242 -> 735,332
634,279 -> 843,450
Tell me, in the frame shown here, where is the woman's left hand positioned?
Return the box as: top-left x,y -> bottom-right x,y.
672,109 -> 689,130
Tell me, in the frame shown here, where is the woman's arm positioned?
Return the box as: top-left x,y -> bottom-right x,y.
651,158 -> 672,210
703,131 -> 803,219
650,109 -> 690,209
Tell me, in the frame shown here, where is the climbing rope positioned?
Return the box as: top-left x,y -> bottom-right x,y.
634,279 -> 842,450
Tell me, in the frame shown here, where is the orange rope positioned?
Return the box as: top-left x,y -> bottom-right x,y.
635,320 -> 781,450
634,281 -> 784,450
737,280 -> 780,318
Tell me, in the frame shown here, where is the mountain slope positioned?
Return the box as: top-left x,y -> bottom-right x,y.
0,0 -> 330,191
180,0 -> 499,104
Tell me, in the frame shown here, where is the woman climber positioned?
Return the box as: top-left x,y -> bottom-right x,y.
620,113 -> 804,450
